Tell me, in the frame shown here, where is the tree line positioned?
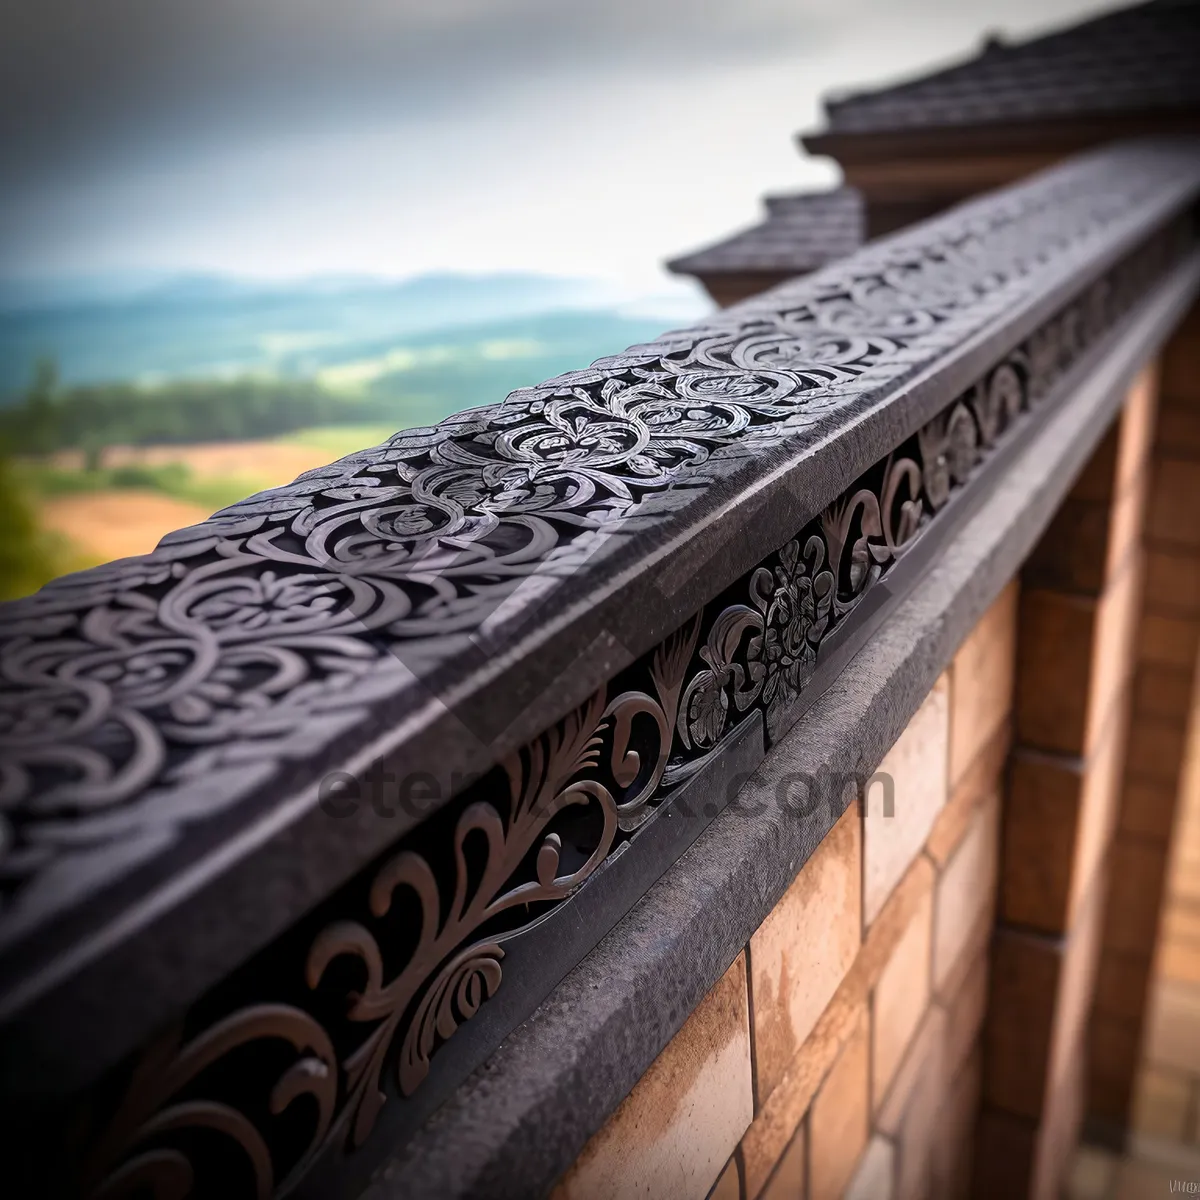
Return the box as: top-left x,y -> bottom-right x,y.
0,360 -> 397,456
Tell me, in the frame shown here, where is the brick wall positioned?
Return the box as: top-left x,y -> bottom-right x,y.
1129,706 -> 1200,1149
975,367 -> 1156,1200
550,585 -> 1018,1200
1084,306 -> 1200,1152
1124,348 -> 1200,1149
546,359 -> 1171,1200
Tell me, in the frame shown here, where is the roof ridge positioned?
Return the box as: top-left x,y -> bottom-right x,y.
813,0 -> 1199,137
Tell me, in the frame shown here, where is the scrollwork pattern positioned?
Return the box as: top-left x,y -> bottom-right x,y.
80,619 -> 699,1197
5,149 -> 1196,1198
78,1006 -> 338,1200
73,220 -> 1189,1195
0,147 -> 1190,952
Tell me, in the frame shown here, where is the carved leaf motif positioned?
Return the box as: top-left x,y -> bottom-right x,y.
823,487 -> 884,609
970,363 -> 1025,444
82,1006 -> 338,1200
679,606 -> 763,750
1,150 -> 1183,941
880,456 -> 924,553
49,166 -> 1194,1200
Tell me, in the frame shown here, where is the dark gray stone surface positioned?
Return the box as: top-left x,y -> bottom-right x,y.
2,147 -> 1196,1064
2,144 -> 1199,1200
362,250 -> 1200,1200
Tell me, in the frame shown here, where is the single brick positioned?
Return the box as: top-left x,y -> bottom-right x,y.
864,676 -> 949,926
1132,1067 -> 1191,1141
555,953 -> 753,1200
808,1010 -> 870,1200
1145,979 -> 1200,1075
873,884 -> 933,1107
844,1136 -> 894,1200
748,803 -> 860,1105
948,581 -> 1017,787
758,1123 -> 804,1200
934,789 -> 1000,992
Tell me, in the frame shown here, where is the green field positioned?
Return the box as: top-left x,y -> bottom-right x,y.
0,280 -> 705,598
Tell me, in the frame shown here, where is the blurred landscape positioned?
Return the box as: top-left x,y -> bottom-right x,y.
0,271 -> 707,599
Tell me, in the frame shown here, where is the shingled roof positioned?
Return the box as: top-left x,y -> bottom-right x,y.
670,0 -> 1200,301
666,187 -> 864,278
818,0 -> 1200,137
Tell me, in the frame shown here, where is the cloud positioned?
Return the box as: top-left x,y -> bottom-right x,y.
0,0 -> 838,182
0,0 -> 1126,285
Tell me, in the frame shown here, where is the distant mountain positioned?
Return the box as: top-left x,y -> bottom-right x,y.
340,307 -> 699,428
0,270 -> 196,313
0,269 -> 606,318
0,270 -> 707,396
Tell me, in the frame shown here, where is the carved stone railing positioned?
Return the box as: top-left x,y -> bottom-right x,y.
2,139 -> 1199,1198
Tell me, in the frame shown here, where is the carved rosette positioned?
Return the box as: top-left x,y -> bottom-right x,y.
65,226 -> 1191,1198
0,152 -> 1188,947
1,159 -> 1192,1197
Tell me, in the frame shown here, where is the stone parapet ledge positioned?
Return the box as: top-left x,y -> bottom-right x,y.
1,139 -> 1199,1198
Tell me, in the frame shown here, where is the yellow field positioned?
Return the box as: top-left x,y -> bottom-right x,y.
62,439 -> 327,481
54,424 -> 396,478
39,491 -> 213,563
35,426 -> 398,566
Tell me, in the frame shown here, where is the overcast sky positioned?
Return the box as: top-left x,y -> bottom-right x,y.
0,0 -> 1125,292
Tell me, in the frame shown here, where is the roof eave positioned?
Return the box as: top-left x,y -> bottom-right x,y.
800,107 -> 1200,163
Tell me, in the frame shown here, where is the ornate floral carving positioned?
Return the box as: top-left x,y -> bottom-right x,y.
79,620 -> 699,1197
73,225 -> 1189,1195
78,1006 -> 338,1200
3,147 -> 1196,1198
1,147 -> 1192,955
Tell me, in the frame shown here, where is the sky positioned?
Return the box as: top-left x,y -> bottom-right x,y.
0,0 -> 1128,294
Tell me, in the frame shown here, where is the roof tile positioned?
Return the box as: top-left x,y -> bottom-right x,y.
821,0 -> 1200,135
667,188 -> 865,276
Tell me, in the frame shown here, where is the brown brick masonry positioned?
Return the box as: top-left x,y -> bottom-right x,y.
551,579 -> 1018,1199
